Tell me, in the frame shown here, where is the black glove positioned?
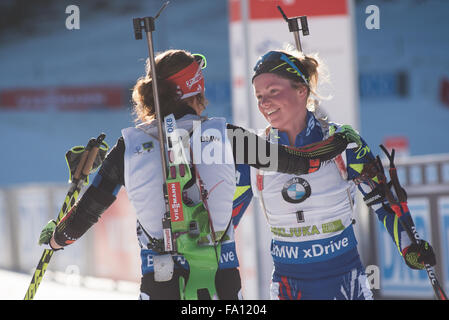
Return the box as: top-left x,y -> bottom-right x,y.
402,240 -> 436,270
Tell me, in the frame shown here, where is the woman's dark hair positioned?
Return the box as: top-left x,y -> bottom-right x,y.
132,49 -> 202,123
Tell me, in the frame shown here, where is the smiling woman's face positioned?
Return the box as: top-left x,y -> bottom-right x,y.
253,73 -> 308,134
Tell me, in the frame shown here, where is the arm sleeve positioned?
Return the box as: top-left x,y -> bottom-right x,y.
53,137 -> 126,246
226,123 -> 311,174
231,164 -> 253,228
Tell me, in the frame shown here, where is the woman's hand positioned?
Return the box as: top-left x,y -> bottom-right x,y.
330,125 -> 363,151
38,220 -> 64,251
402,240 -> 436,270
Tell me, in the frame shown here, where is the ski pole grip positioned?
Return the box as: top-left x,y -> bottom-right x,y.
82,133 -> 106,176
73,148 -> 91,181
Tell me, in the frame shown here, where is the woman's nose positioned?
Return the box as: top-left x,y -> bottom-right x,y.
258,96 -> 270,108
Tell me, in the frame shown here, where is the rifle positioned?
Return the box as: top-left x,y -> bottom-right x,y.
133,2 -> 220,300
277,5 -> 309,53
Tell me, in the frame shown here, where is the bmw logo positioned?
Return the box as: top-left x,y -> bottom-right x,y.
281,177 -> 311,204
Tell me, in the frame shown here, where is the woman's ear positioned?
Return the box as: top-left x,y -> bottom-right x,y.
297,84 -> 308,98
183,95 -> 196,108
183,95 -> 201,115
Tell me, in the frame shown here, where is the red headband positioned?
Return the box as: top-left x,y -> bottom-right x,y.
166,61 -> 204,99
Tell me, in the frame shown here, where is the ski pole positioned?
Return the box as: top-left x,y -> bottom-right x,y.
378,145 -> 447,300
24,133 -> 106,300
277,5 -> 309,52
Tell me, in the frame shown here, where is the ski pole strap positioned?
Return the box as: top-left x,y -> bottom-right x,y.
71,134 -> 105,182
374,153 -> 420,244
72,143 -> 92,181
65,141 -> 108,185
82,133 -> 106,176
379,144 -> 409,206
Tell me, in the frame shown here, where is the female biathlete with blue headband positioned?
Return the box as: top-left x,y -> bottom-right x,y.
234,49 -> 437,300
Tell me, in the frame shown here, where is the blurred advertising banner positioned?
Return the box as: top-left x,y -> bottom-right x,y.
5,185 -> 90,274
92,189 -> 140,282
0,86 -> 124,111
438,197 -> 449,294
382,136 -> 410,159
1,184 -> 140,284
229,0 -> 359,130
440,78 -> 449,108
0,190 -> 13,269
375,198 -> 434,298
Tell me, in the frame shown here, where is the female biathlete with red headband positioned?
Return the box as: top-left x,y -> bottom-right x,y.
38,49 -> 357,300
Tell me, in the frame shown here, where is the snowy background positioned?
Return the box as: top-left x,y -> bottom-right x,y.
0,268 -> 138,300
